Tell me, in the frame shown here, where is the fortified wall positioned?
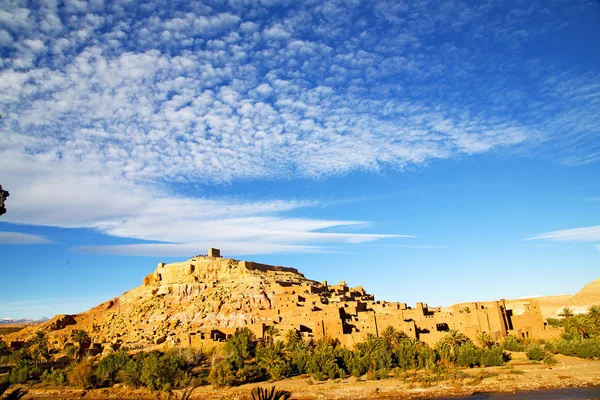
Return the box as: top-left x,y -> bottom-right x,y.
161,249 -> 559,348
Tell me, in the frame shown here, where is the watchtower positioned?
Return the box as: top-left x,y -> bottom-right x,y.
208,248 -> 221,258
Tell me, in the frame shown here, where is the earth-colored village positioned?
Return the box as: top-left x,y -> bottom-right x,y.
161,249 -> 560,349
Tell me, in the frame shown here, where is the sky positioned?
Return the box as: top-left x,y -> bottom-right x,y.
0,0 -> 599,319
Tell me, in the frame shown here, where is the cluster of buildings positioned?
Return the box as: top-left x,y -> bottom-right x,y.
173,249 -> 559,348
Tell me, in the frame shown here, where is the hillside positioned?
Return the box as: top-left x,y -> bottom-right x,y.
4,253 -> 599,353
532,278 -> 600,318
5,255 -> 315,350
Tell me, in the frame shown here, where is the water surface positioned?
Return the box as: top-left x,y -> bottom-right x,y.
430,387 -> 600,400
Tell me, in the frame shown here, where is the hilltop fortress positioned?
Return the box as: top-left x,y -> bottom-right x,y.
145,249 -> 560,348
5,249 -> 568,352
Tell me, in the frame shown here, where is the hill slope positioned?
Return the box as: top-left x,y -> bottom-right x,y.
6,256 -> 315,349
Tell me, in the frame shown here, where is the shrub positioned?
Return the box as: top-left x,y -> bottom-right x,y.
257,342 -> 291,381
394,341 -> 417,370
546,318 -> 562,327
543,353 -> 558,365
456,343 -> 480,368
307,340 -> 344,380
123,357 -> 144,388
289,343 -> 311,375
208,360 -> 236,387
0,340 -> 10,358
416,344 -> 437,371
525,345 -> 546,361
41,368 -> 68,385
501,335 -> 525,352
9,366 -> 29,385
480,347 -> 506,367
547,338 -> 600,359
95,350 -> 130,386
235,364 -> 265,384
225,328 -> 256,370
343,350 -> 368,377
139,351 -> 188,392
68,359 -> 97,388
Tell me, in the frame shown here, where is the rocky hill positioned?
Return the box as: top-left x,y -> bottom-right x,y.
5,255 -> 316,351
4,254 -> 599,353
532,278 -> 600,318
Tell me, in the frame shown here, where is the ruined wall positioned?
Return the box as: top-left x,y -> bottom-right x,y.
239,261 -> 304,276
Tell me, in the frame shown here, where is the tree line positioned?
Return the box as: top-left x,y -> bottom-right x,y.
0,305 -> 598,397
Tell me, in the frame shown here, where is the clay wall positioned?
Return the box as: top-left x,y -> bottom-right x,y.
239,261 -> 303,276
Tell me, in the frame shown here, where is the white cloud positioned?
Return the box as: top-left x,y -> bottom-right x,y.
74,242 -> 322,257
0,232 -> 53,245
23,38 -> 45,52
0,0 -> 597,255
0,153 -> 405,256
525,226 -> 600,242
255,83 -> 274,96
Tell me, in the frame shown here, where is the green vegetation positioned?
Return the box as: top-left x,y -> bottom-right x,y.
0,305 -> 597,393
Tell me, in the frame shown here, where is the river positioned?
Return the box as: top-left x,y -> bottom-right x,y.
431,387 -> 600,399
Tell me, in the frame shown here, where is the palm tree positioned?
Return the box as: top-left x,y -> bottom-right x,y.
358,334 -> 381,355
476,332 -> 494,349
225,328 -> 256,369
380,326 -> 407,349
258,341 -> 289,380
437,330 -> 469,359
31,331 -> 49,363
70,329 -> 91,358
558,307 -> 574,321
587,305 -> 600,327
569,314 -> 594,341
284,329 -> 302,349
356,334 -> 382,372
251,386 -> 291,400
64,343 -> 77,358
263,326 -> 280,347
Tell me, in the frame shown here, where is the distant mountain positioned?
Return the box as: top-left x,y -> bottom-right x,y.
0,317 -> 48,324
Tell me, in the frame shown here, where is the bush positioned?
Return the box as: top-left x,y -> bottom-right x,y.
208,360 -> 236,387
123,357 -> 144,388
95,350 -> 130,386
394,341 -> 417,370
139,351 -> 188,392
289,344 -> 311,375
68,359 -> 97,388
480,347 -> 505,367
306,340 -> 344,380
416,344 -> 437,371
546,338 -> 600,359
543,353 -> 558,365
41,368 -> 68,385
256,343 -> 291,381
9,366 -> 30,384
501,335 -> 525,352
235,363 -> 265,384
525,345 -> 546,361
456,343 -> 480,368
0,340 -> 10,358
343,350 -> 368,377
225,328 -> 256,370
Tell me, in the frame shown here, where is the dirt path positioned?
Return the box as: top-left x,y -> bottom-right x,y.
17,354 -> 600,400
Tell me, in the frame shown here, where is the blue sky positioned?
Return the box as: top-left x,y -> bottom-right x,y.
0,0 -> 599,319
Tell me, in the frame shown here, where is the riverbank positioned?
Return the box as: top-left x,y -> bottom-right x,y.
14,353 -> 600,399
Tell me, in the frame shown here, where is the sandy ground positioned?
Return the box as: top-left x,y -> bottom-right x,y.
12,353 -> 600,400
